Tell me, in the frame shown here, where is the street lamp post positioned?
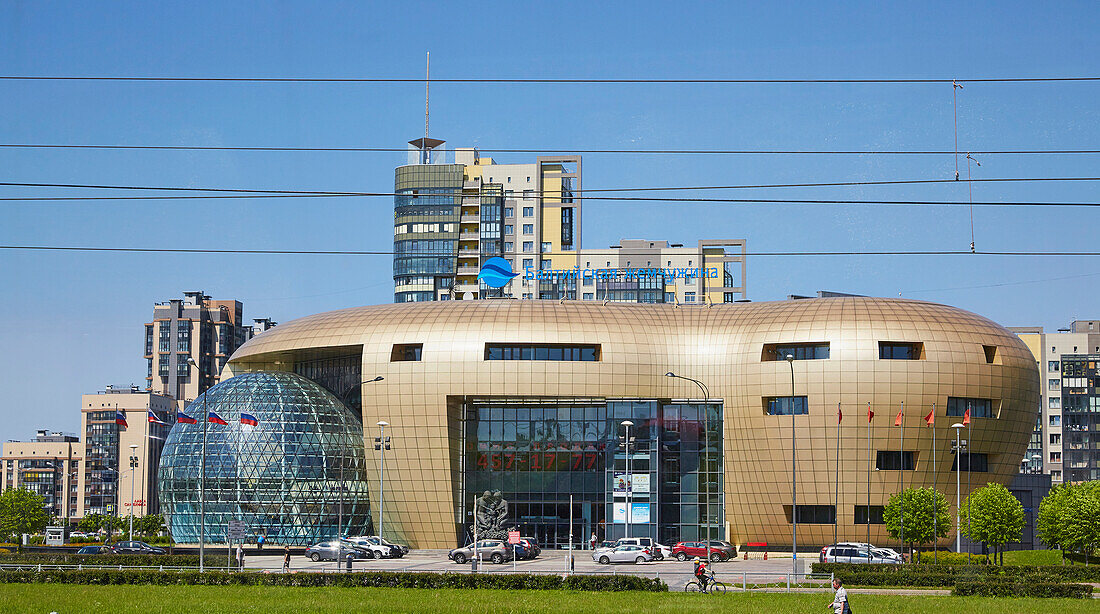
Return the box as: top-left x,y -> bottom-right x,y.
186,357 -> 208,573
375,420 -> 391,540
786,354 -> 797,576
620,421 -> 634,540
128,444 -> 139,539
665,372 -> 713,563
951,423 -> 965,553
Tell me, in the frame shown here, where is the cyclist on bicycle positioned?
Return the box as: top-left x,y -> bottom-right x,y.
693,556 -> 709,592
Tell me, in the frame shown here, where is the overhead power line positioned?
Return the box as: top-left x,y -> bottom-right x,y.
1,75 -> 1098,84
2,176 -> 1098,197
2,245 -> 1098,257
1,193 -> 1097,208
1,143 -> 1098,156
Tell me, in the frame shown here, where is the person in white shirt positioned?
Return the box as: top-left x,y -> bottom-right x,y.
828,578 -> 849,614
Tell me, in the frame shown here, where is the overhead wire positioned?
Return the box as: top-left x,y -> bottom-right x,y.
1,75 -> 1098,83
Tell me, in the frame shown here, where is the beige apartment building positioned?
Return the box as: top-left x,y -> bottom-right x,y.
77,386 -> 176,518
1,430 -> 81,521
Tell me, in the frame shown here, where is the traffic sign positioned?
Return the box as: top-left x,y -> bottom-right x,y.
508,531 -> 520,544
228,520 -> 247,540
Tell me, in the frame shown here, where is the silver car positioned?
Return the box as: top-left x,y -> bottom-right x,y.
821,545 -> 901,564
593,544 -> 654,564
448,539 -> 515,565
304,540 -> 369,562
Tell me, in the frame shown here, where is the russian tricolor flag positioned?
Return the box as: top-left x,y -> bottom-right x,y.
148,410 -> 166,425
240,412 -> 259,426
115,410 -> 128,428
207,411 -> 228,426
176,412 -> 198,424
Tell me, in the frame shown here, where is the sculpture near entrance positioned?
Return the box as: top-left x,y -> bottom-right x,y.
474,490 -> 510,540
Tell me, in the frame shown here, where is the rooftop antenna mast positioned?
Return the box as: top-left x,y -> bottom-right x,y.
425,51 -> 430,143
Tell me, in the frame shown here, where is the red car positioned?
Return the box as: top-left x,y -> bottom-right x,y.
672,540 -> 736,561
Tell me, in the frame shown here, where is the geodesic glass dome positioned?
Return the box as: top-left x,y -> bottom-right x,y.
158,372 -> 372,546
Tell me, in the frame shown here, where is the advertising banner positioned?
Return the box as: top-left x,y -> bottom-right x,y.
613,473 -> 650,497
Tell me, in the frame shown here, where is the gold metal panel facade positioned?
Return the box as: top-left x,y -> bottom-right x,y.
227,298 -> 1038,548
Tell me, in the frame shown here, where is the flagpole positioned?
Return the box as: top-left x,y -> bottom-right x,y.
967,403 -> 972,564
835,402 -> 840,549
931,402 -> 937,564
867,402 -> 872,545
899,401 -> 905,558
200,391 -> 207,573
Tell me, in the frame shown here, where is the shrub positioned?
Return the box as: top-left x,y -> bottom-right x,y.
0,569 -> 668,591
0,552 -> 221,567
811,562 -> 1100,586
953,580 -> 1093,598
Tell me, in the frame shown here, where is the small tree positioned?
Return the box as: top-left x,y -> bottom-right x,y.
1062,481 -> 1100,565
137,514 -> 165,537
77,513 -> 104,534
960,482 -> 1024,565
883,487 -> 951,558
1037,483 -> 1072,564
0,488 -> 50,539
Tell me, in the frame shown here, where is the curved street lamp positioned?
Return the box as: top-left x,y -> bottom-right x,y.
786,354 -> 797,575
665,372 -> 714,563
620,420 -> 634,540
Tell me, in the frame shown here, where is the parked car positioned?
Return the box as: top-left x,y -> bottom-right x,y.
76,545 -> 113,554
448,540 -> 514,565
597,540 -> 617,550
110,541 -> 166,555
672,541 -> 736,561
304,540 -> 370,562
340,538 -> 390,559
518,537 -> 540,559
819,545 -> 902,564
593,544 -> 653,564
365,535 -> 409,556
616,537 -> 670,561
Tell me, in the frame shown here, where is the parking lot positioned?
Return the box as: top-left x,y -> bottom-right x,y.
242,548 -> 815,591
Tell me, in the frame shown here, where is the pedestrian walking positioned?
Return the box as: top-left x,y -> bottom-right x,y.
827,578 -> 850,614
236,544 -> 244,569
282,545 -> 291,573
589,532 -> 597,550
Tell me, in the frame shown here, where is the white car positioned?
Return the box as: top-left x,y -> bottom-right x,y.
593,544 -> 654,564
615,537 -> 671,561
342,537 -> 392,559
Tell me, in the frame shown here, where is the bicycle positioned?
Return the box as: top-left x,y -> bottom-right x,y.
685,571 -> 727,594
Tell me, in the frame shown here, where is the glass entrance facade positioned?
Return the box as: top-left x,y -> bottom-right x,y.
461,398 -> 723,548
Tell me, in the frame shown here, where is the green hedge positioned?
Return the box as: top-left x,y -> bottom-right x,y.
0,553 -> 222,567
953,580 -> 1093,599
0,569 -> 667,592
813,562 -> 1100,584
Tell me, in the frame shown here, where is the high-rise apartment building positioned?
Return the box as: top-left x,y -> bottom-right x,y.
1,430 -> 81,521
394,139 -> 580,302
393,140 -> 747,303
77,386 -> 176,518
1012,320 -> 1100,483
145,291 -> 267,405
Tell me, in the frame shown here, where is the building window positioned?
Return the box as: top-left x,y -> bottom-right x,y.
1050,434 -> 1061,445
1048,361 -> 1059,372
390,344 -> 423,362
1049,397 -> 1060,409
541,242 -> 551,253
664,292 -> 675,303
504,225 -> 514,235
504,207 -> 513,218
522,224 -> 533,234
1052,470 -> 1061,481
764,396 -> 808,416
876,451 -> 916,470
953,452 -> 988,472
503,242 -> 514,252
1049,452 -> 1061,463
523,189 -> 534,199
158,357 -> 169,377
854,505 -> 886,525
1048,379 -> 1060,390
684,292 -> 696,303
785,504 -> 835,524
522,207 -> 534,217
1049,415 -> 1061,426
582,293 -> 594,300
522,242 -> 534,253
484,344 -> 600,361
946,397 -> 993,418
762,343 -> 830,361
879,341 -> 924,360
522,258 -> 534,270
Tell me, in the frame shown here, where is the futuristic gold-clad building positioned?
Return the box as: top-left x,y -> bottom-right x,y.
221,297 -> 1038,549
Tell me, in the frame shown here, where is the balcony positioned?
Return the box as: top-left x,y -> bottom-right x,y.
454,283 -> 479,294
457,266 -> 480,276
460,215 -> 480,224
459,232 -> 480,241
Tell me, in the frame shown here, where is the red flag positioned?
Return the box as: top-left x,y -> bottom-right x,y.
867,403 -> 875,423
894,406 -> 903,427
838,406 -> 843,424
963,407 -> 970,426
924,408 -> 935,427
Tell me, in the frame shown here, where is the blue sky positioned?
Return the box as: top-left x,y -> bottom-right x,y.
1,1 -> 1097,440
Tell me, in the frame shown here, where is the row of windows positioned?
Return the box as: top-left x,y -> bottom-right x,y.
759,341 -> 998,363
394,222 -> 455,235
874,450 -> 989,472
765,396 -> 994,419
485,344 -> 600,361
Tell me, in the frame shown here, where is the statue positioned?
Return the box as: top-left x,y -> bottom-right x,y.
474,489 -> 510,540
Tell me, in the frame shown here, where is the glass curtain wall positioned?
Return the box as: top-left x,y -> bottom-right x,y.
461,399 -> 722,549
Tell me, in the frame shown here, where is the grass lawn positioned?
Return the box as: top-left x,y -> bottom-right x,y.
3,585 -> 1097,614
